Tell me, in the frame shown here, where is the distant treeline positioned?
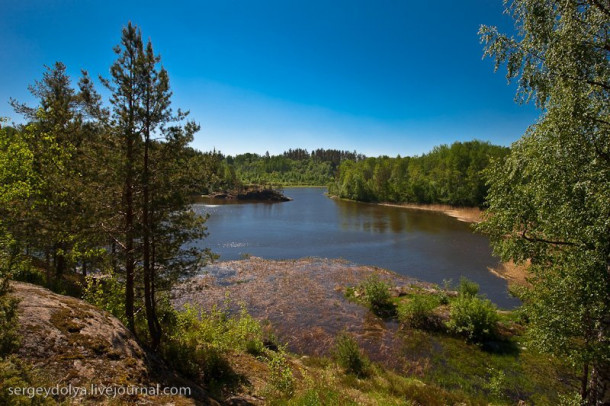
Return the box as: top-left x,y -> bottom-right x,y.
328,140 -> 509,207
195,148 -> 366,188
189,141 -> 508,207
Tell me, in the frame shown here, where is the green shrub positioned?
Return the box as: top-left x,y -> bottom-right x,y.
292,387 -> 344,406
0,279 -> 19,357
234,306 -> 265,355
558,392 -> 584,406
333,332 -> 369,377
161,302 -> 268,390
446,295 -> 499,343
197,345 -> 233,385
398,295 -> 439,330
11,267 -> 45,286
344,286 -> 356,300
457,277 -> 479,298
361,275 -> 395,318
82,273 -> 126,324
267,349 -> 295,397
485,367 -> 507,399
0,356 -> 52,405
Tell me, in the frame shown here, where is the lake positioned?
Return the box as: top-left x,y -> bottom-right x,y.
193,187 -> 519,308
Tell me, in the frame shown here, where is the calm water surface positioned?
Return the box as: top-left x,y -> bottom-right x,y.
193,187 -> 519,308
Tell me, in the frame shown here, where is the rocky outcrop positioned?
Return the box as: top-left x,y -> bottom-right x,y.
11,282 -> 218,405
236,189 -> 292,202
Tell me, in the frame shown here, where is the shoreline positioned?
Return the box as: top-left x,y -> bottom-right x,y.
327,195 -> 483,223
280,184 -> 327,188
329,195 -> 529,286
487,260 -> 530,287
380,201 -> 530,287
380,202 -> 530,287
378,202 -> 483,223
201,188 -> 292,202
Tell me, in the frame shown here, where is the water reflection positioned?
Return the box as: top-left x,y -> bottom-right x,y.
193,187 -> 519,308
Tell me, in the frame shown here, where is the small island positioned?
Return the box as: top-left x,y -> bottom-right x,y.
204,186 -> 292,202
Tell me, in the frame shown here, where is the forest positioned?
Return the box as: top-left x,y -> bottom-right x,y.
0,23 -> 212,349
169,147 -> 365,193
327,140 -> 508,206
195,141 -> 508,209
213,148 -> 365,187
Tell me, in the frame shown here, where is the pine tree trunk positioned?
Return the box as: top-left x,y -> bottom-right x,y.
45,248 -> 51,286
111,239 -> 117,274
142,131 -> 160,348
587,361 -> 610,405
583,362 -> 590,402
54,242 -> 67,282
590,261 -> 610,405
124,137 -> 135,333
594,358 -> 610,405
150,206 -> 162,344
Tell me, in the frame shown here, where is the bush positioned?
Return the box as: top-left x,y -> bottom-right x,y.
159,300 -> 291,397
197,345 -> 233,386
398,295 -> 438,330
333,332 -> 369,377
82,273 -> 126,324
0,356 -> 52,405
361,275 -> 395,318
11,267 -> 45,286
457,277 -> 479,298
267,349 -> 295,397
161,303 -> 265,384
0,279 -> 19,357
446,295 -> 499,343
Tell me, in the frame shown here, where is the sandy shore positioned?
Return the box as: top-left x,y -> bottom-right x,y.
327,194 -> 484,223
378,202 -> 483,223
488,260 -> 530,287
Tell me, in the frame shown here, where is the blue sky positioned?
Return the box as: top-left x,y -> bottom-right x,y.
0,0 -> 539,156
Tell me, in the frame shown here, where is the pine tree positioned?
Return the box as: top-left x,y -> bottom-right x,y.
10,63 -> 107,289
104,22 -> 212,345
103,23 -> 143,331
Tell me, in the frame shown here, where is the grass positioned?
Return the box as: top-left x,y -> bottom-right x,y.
416,331 -> 575,404
276,355 -> 474,406
390,286 -> 577,405
346,277 -> 578,405
16,269 -> 577,405
258,284 -> 577,405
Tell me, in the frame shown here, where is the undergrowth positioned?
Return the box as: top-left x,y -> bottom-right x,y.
80,273 -> 579,404
345,274 -> 397,318
333,332 -> 369,377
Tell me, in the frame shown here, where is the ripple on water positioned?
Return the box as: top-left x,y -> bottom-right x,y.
221,242 -> 248,248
